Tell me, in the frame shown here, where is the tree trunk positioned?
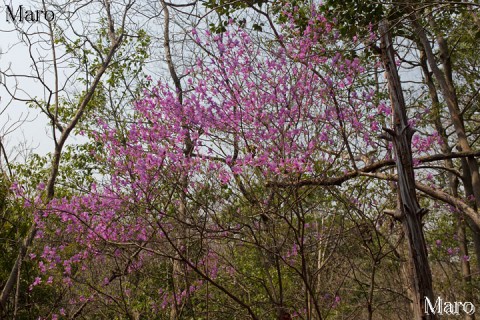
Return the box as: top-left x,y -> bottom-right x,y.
420,47 -> 476,316
408,6 -> 480,213
379,20 -> 436,319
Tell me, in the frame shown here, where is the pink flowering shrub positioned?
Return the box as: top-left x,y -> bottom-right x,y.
29,8 -> 440,319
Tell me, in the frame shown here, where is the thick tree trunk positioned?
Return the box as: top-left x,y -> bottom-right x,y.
379,20 -> 436,319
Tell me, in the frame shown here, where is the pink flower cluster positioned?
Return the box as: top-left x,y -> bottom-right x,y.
31,8 -> 394,316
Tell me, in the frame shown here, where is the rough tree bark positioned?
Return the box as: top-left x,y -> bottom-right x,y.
379,20 -> 436,320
